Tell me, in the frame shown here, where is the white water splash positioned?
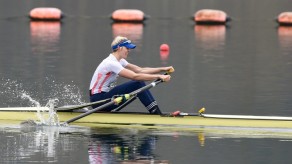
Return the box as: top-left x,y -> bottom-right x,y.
21,93 -> 41,107
0,78 -> 85,126
21,93 -> 60,126
44,99 -> 60,126
1,77 -> 84,107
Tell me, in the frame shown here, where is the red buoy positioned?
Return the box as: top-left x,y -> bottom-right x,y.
194,9 -> 229,25
160,44 -> 170,51
160,44 -> 170,61
111,9 -> 146,22
277,12 -> 292,26
29,7 -> 63,21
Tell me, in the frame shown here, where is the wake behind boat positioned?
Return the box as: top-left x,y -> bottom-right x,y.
1,106 -> 292,129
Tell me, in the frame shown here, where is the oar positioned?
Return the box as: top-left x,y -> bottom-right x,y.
111,96 -> 137,112
63,74 -> 170,125
54,98 -> 111,111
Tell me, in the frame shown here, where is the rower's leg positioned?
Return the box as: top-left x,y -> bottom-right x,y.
108,81 -> 162,114
147,103 -> 162,115
131,81 -> 162,114
94,80 -> 161,114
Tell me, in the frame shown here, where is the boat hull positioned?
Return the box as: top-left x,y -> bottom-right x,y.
2,110 -> 292,129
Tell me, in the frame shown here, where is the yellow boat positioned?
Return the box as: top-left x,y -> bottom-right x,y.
1,107 -> 292,129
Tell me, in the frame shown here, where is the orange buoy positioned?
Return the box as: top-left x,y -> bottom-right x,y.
111,9 -> 147,22
277,12 -> 292,26
29,7 -> 63,21
194,9 -> 230,25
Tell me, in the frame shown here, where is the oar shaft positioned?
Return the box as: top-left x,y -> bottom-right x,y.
130,80 -> 161,96
64,101 -> 116,124
55,98 -> 110,111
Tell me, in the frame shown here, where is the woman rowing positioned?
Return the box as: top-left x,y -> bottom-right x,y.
89,36 -> 173,114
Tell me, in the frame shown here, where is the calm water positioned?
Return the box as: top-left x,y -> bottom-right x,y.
1,0 -> 292,163
1,123 -> 292,164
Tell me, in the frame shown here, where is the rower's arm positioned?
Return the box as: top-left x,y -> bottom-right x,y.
119,68 -> 171,82
126,63 -> 174,74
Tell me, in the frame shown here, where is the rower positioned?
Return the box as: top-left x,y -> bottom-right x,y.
89,36 -> 174,114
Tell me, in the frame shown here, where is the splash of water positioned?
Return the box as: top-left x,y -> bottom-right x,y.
0,77 -> 84,107
1,78 -> 85,126
21,93 -> 41,107
21,93 -> 60,126
44,99 -> 60,126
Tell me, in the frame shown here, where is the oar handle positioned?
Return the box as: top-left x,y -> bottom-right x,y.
167,67 -> 175,74
154,67 -> 174,82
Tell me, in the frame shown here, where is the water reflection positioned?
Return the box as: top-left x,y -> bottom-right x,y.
194,25 -> 226,63
112,23 -> 143,52
1,122 -> 292,163
0,124 -> 170,163
88,128 -> 165,163
1,126 -> 59,162
0,124 -> 89,163
30,21 -> 61,55
194,25 -> 226,50
278,26 -> 292,57
160,50 -> 169,65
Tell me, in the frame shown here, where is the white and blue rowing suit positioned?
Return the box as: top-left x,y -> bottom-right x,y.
89,54 -> 161,114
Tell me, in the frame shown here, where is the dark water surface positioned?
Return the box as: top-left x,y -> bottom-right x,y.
1,0 -> 292,163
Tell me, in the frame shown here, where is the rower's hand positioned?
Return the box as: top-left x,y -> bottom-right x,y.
159,74 -> 171,82
164,66 -> 175,74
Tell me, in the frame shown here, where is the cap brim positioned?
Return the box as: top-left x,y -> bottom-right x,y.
124,43 -> 136,49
